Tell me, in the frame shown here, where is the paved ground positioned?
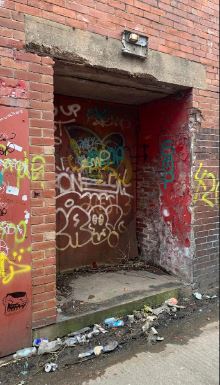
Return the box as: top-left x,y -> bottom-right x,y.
57,270 -> 179,319
81,321 -> 219,385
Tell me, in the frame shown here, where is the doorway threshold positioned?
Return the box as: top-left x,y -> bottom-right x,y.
33,271 -> 182,340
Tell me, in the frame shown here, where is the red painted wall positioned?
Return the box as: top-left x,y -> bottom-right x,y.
138,92 -> 193,279
0,108 -> 32,357
55,95 -> 139,271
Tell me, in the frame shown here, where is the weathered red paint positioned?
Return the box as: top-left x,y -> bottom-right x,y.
0,79 -> 27,99
0,107 -> 32,357
139,92 -> 192,278
55,95 -> 139,271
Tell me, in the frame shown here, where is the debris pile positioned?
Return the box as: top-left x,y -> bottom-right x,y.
8,292 -> 217,382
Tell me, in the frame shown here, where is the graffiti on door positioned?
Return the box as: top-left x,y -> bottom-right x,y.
55,96 -> 138,269
0,107 -> 32,356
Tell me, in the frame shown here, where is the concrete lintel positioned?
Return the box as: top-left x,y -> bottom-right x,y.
25,15 -> 207,90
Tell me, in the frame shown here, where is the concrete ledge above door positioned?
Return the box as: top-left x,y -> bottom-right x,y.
25,15 -> 207,90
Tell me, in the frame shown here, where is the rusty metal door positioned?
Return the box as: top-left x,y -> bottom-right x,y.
55,95 -> 138,271
0,107 -> 32,357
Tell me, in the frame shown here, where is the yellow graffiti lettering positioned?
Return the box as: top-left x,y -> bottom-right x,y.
15,220 -> 27,244
31,155 -> 46,189
17,155 -> 29,188
0,220 -> 27,243
194,162 -> 219,208
0,153 -> 46,189
0,252 -> 31,285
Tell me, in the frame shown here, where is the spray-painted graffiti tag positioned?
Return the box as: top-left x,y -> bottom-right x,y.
55,97 -> 138,269
160,139 -> 175,189
194,162 -> 219,208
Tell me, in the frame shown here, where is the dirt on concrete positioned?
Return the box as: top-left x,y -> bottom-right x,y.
0,294 -> 218,385
56,261 -> 169,315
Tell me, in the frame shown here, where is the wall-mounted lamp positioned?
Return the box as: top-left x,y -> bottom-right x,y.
122,30 -> 148,59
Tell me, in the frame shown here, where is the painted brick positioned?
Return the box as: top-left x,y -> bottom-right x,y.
0,0 -> 218,342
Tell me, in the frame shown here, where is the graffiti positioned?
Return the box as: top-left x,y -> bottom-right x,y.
0,220 -> 27,243
0,251 -> 31,285
87,107 -> 131,129
3,292 -> 28,315
0,142 -> 16,156
57,203 -> 125,250
12,246 -> 31,262
0,153 -> 45,189
0,240 -> 9,255
56,124 -> 134,252
194,163 -> 219,208
0,110 -> 23,123
31,155 -> 46,189
0,132 -> 16,142
55,104 -> 81,119
160,139 -> 175,189
0,206 -> 7,217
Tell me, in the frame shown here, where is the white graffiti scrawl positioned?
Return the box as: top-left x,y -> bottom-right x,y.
55,122 -> 134,251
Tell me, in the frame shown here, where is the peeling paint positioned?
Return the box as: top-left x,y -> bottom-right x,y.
0,80 -> 27,99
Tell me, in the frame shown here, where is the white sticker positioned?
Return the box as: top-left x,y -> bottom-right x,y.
6,186 -> 19,196
24,210 -> 30,224
7,142 -> 23,152
22,195 -> 28,201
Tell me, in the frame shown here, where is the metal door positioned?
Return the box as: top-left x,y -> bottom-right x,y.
0,107 -> 32,357
55,95 -> 138,271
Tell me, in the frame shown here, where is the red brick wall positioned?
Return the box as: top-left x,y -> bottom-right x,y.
138,92 -> 193,281
0,0 -> 219,329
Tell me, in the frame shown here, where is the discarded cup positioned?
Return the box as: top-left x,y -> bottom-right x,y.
44,363 -> 58,373
13,347 -> 37,359
94,346 -> 103,356
104,318 -> 125,328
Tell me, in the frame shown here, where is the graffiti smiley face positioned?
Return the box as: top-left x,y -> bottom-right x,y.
88,206 -> 109,244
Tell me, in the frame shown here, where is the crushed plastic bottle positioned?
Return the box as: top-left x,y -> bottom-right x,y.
104,318 -> 125,328
103,341 -> 118,353
13,347 -> 37,359
38,339 -> 62,355
78,350 -> 94,359
64,337 -> 78,347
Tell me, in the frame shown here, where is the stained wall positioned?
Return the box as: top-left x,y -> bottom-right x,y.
138,92 -> 193,281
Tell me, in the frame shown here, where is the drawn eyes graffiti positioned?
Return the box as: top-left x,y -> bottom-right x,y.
55,96 -> 138,269
3,292 -> 28,315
